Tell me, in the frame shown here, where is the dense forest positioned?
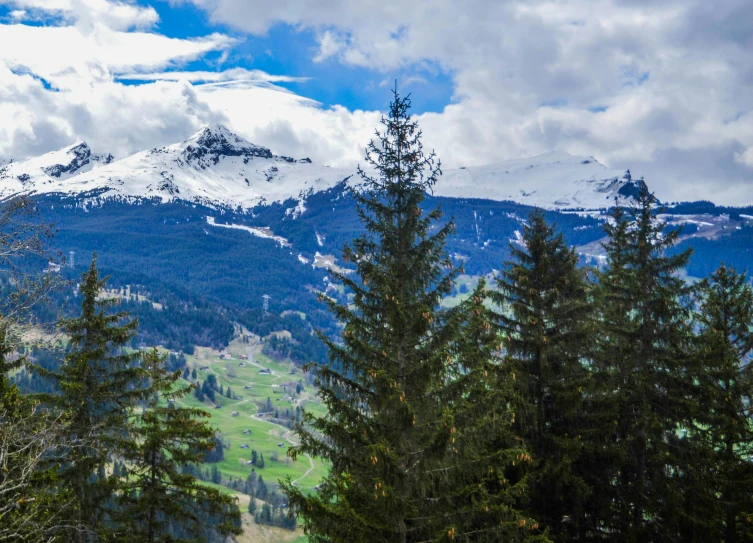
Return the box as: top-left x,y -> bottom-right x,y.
2,91 -> 753,543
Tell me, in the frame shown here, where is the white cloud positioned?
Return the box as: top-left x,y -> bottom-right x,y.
0,23 -> 237,91
313,30 -> 346,63
0,0 -> 240,159
0,0 -> 160,30
193,81 -> 380,167
118,68 -> 308,84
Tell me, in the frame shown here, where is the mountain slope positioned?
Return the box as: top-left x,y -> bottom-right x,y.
2,125 -> 636,211
436,151 -> 637,210
0,142 -> 113,194
6,125 -> 352,210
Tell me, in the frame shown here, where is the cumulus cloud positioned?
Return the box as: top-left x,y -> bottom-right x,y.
0,0 -> 239,159
192,81 -> 380,168
0,22 -> 237,90
0,0 -> 160,30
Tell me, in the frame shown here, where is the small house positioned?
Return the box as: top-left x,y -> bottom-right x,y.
232,411 -> 239,417
240,444 -> 249,449
243,429 -> 252,435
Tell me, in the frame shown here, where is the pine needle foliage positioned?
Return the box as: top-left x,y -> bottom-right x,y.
692,265 -> 753,542
282,89 -> 538,543
446,280 -> 547,542
588,182 -> 697,540
117,348 -> 241,543
37,255 -> 145,542
491,210 -> 591,539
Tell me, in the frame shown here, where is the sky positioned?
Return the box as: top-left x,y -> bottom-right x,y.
0,0 -> 751,204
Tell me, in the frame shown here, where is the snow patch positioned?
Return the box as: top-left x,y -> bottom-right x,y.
205,216 -> 289,247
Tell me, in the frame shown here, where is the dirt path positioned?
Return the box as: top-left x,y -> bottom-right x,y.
252,414 -> 319,489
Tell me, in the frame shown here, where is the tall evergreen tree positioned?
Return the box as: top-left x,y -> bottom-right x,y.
447,281 -> 546,541
37,256 -> 144,542
282,90 -> 537,542
692,265 -> 753,542
589,183 -> 697,540
491,210 -> 591,539
117,348 -> 241,543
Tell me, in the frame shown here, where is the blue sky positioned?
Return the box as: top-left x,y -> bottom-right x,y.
130,0 -> 456,114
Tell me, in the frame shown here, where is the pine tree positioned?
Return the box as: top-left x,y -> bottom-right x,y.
692,265 -> 753,541
36,256 -> 145,542
282,89 -> 538,542
491,210 -> 591,539
588,183 -> 697,539
447,281 -> 546,540
117,348 -> 241,543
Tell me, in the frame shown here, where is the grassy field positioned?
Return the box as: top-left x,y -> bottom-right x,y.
176,337 -> 329,492
167,335 -> 331,542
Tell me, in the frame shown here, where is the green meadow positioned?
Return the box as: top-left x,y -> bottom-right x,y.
175,336 -> 328,493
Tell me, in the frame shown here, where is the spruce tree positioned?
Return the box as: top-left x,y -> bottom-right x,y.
589,183 -> 697,540
37,256 -> 144,542
282,90 -> 537,542
693,265 -> 753,541
491,210 -> 591,539
117,348 -> 241,543
447,281 -> 546,541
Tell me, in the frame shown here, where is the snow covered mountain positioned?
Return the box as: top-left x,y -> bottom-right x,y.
0,125 -> 638,211
0,125 -> 352,210
436,151 -> 637,210
0,142 -> 114,192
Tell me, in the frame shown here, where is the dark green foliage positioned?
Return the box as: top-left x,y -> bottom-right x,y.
35,255 -> 146,542
254,502 -> 297,530
675,224 -> 753,279
447,281 -> 546,540
116,348 -> 241,543
203,437 -> 224,463
588,183 -> 697,539
492,210 -> 591,539
283,90 -> 537,543
692,265 -> 753,541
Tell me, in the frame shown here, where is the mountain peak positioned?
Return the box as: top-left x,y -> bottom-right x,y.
181,124 -> 273,165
